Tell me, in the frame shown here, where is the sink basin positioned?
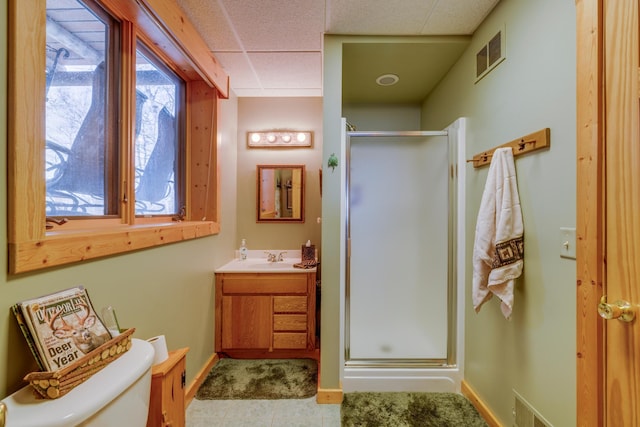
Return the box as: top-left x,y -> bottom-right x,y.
215,256 -> 315,273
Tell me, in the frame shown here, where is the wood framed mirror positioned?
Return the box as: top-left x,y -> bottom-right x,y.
256,165 -> 305,222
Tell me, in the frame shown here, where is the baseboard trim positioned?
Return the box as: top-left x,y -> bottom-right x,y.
316,387 -> 343,404
185,353 -> 219,407
461,380 -> 503,427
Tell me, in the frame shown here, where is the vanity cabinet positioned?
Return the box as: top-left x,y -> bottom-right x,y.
215,271 -> 317,358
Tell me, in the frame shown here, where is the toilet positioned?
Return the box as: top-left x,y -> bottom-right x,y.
1,338 -> 154,427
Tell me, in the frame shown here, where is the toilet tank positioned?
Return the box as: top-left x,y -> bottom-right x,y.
1,338 -> 154,427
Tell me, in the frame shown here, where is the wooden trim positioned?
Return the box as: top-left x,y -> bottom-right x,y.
135,0 -> 229,98
461,381 -> 503,427
188,81 -> 219,222
469,128 -> 551,168
185,352 -> 219,407
8,0 -> 47,244
575,0 -> 605,425
120,20 -> 136,225
9,221 -> 219,273
8,0 -> 222,274
316,388 -> 343,404
100,0 -> 227,90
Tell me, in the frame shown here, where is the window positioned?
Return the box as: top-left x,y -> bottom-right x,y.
45,0 -> 118,216
134,44 -> 185,217
8,0 -> 229,273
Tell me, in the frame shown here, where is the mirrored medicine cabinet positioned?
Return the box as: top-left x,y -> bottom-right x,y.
256,165 -> 305,222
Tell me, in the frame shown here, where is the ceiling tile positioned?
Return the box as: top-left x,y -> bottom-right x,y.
325,0 -> 439,35
248,52 -> 322,89
221,0 -> 325,51
170,0 -> 502,99
422,0 -> 501,34
176,0 -> 241,51
234,87 -> 322,97
213,52 -> 260,88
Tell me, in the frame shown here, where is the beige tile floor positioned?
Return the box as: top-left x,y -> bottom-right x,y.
186,396 -> 341,427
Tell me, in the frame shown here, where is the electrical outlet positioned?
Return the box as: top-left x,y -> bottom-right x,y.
559,227 -> 576,259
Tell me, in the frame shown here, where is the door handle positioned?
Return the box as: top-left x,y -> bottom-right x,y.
598,295 -> 635,322
0,401 -> 6,427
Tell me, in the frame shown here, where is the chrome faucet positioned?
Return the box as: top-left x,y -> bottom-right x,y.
264,251 -> 287,262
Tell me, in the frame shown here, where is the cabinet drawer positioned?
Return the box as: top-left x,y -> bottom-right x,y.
221,274 -> 307,294
274,314 -> 307,331
273,296 -> 307,312
273,333 -> 307,349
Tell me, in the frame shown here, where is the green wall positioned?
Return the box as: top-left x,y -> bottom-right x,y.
323,0 -> 576,425
236,97 -> 323,253
0,1 -> 241,397
3,2 -> 578,425
421,0 -> 577,425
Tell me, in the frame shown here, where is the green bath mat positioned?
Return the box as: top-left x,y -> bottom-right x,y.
195,358 -> 317,400
341,392 -> 488,427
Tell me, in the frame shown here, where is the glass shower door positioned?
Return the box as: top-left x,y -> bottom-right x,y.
346,132 -> 452,364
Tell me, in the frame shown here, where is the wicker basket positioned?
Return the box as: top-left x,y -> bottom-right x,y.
23,328 -> 135,399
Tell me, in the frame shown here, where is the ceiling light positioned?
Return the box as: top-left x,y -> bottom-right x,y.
247,130 -> 313,148
376,73 -> 399,86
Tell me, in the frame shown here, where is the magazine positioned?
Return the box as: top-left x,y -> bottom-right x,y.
10,304 -> 45,370
13,286 -> 112,371
17,287 -> 84,371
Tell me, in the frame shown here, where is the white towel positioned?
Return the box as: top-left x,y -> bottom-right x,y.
472,147 -> 524,318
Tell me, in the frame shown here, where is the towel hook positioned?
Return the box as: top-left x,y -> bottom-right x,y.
518,138 -> 536,151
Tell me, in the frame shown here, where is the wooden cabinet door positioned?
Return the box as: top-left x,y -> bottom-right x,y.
161,356 -> 185,427
221,295 -> 272,350
147,349 -> 188,427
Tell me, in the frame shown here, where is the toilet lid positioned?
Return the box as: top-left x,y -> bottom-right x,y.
1,339 -> 153,427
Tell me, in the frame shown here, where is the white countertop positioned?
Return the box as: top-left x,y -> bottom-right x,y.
215,250 -> 317,273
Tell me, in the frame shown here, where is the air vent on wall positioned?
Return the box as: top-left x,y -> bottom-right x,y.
475,27 -> 506,83
513,390 -> 553,427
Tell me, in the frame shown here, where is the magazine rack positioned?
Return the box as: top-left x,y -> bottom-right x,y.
23,328 -> 135,399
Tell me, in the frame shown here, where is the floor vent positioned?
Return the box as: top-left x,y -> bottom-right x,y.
513,390 -> 553,427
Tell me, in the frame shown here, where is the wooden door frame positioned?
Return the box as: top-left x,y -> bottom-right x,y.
576,0 -> 604,425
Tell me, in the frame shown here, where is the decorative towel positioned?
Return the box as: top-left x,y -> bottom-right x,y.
472,147 -> 524,318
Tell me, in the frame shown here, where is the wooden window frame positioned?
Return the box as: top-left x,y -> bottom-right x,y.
8,0 -> 229,273
134,41 -> 187,218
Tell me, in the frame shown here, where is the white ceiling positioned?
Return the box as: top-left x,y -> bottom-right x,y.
175,0 -> 500,100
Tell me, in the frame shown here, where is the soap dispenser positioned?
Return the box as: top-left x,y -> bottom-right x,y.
239,239 -> 248,260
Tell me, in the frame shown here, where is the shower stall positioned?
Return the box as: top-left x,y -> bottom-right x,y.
340,118 -> 466,392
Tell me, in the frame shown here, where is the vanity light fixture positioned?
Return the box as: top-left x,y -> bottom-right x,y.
247,130 -> 313,148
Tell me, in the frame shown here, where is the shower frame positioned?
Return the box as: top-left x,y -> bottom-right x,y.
343,130 -> 459,369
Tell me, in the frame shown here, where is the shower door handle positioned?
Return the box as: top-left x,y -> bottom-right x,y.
598,295 -> 636,322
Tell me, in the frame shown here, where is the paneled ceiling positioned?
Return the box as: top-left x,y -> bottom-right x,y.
47,0 -> 500,103
174,0 -> 500,103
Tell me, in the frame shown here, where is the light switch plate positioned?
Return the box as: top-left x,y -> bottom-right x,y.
559,227 -> 576,259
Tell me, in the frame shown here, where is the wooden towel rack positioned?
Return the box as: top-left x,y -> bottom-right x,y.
468,128 -> 550,168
